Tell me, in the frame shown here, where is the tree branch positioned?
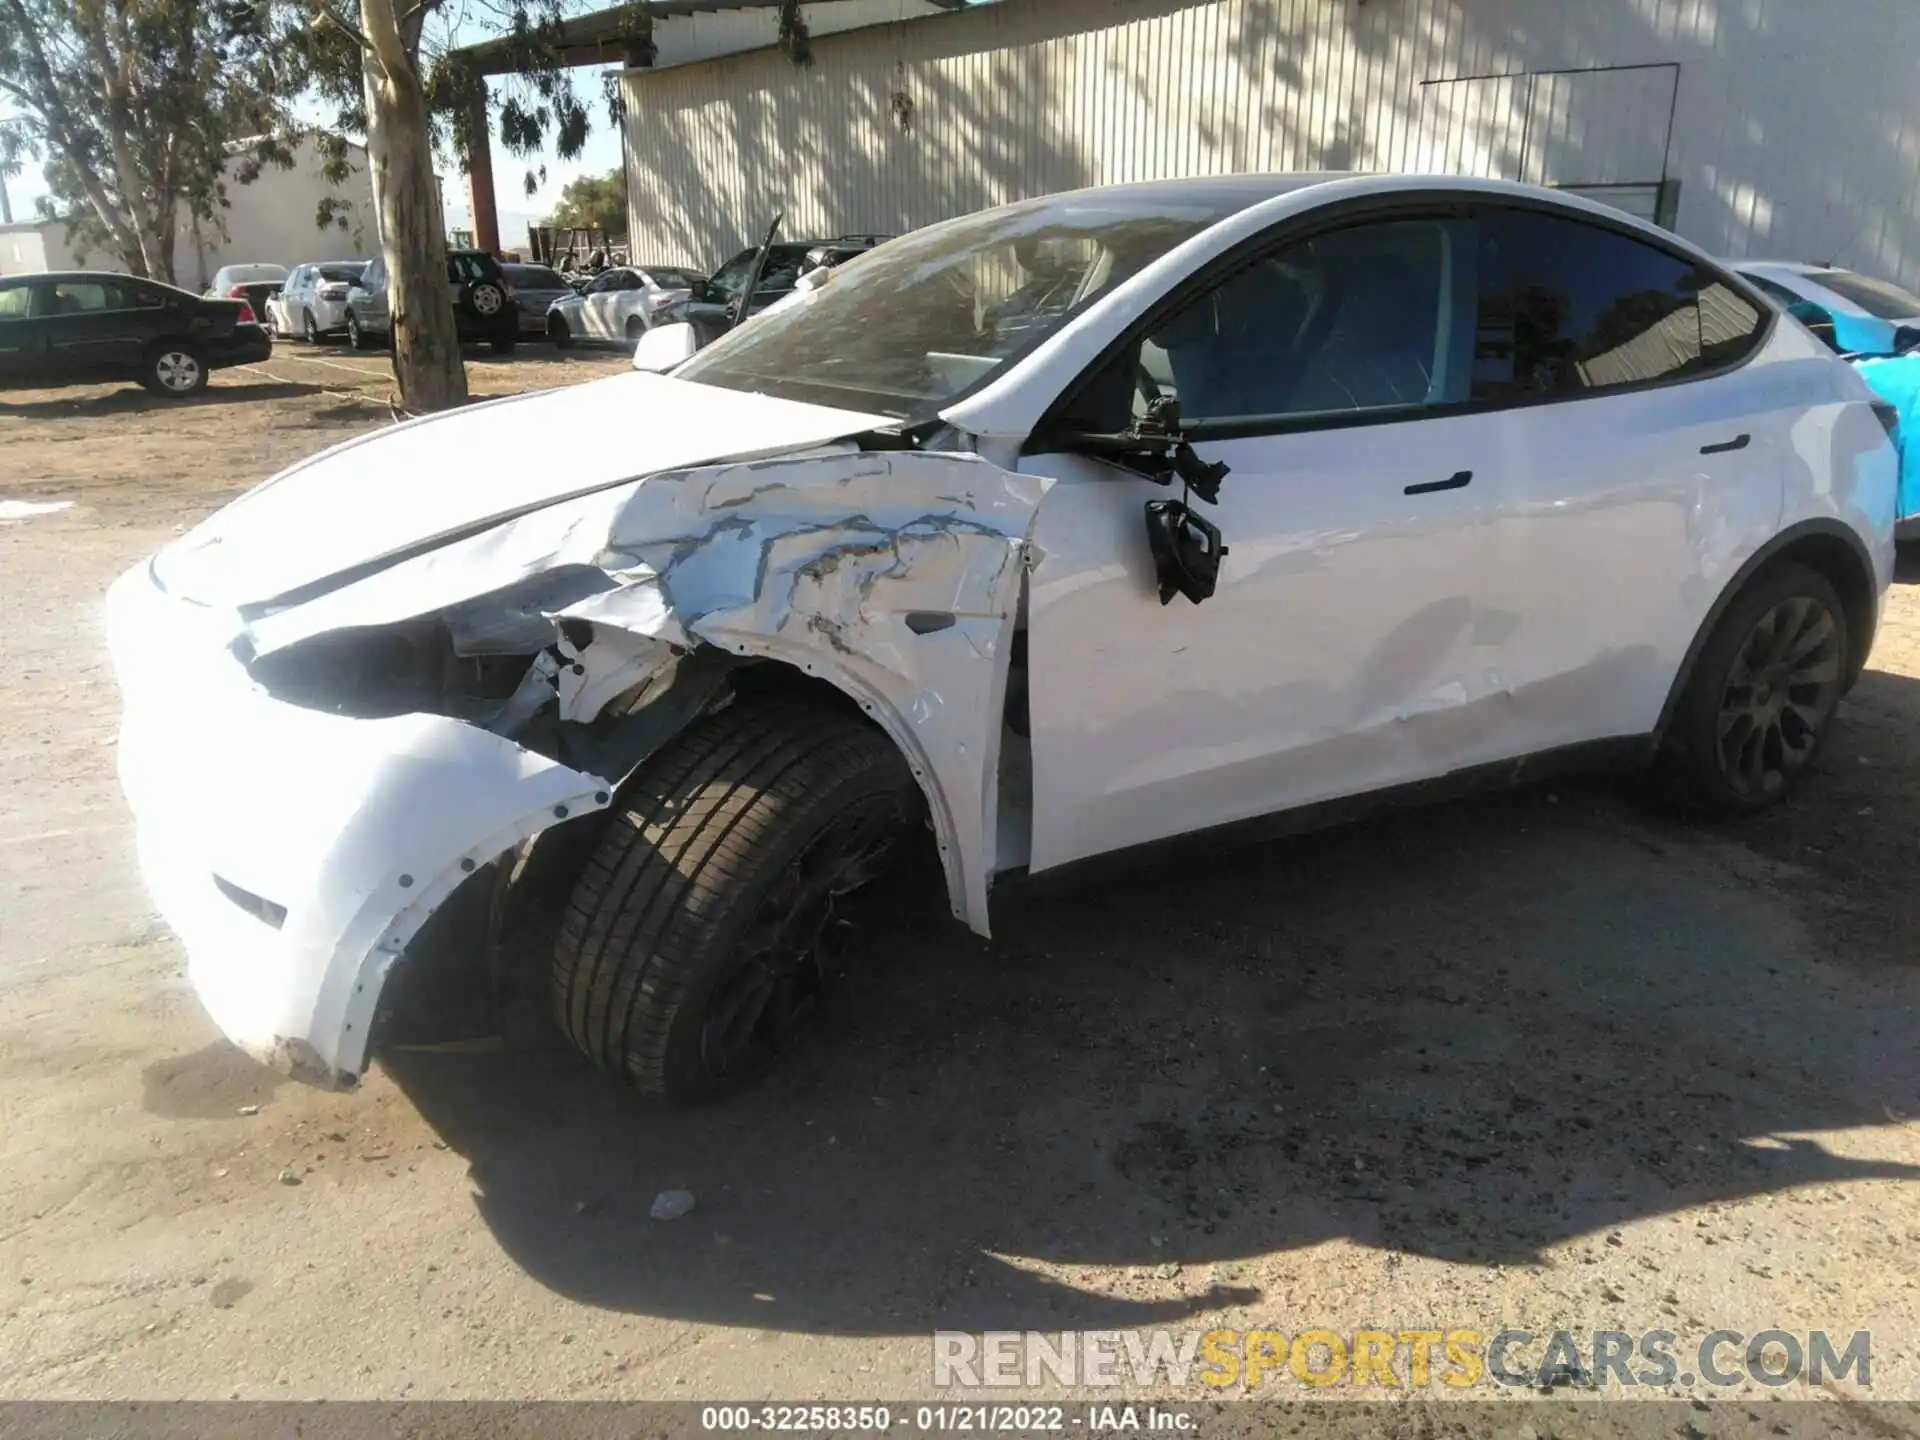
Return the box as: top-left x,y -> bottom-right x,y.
307,0 -> 376,53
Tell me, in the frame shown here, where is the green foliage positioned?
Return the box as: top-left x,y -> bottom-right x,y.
0,0 -> 300,279
547,167 -> 626,233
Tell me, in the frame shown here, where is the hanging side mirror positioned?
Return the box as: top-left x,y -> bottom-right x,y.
633,322 -> 698,373
1143,499 -> 1227,606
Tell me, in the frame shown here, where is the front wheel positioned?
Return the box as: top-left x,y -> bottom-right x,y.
1656,561 -> 1849,815
551,697 -> 921,1105
140,342 -> 207,397
548,314 -> 573,348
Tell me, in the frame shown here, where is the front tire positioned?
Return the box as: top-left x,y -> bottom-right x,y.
140,342 -> 208,397
1657,561 -> 1849,815
549,314 -> 574,348
551,697 -> 920,1105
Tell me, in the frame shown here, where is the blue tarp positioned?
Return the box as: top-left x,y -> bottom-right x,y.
1854,353 -> 1920,523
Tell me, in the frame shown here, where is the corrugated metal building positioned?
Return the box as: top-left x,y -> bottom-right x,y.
620,0 -> 1920,285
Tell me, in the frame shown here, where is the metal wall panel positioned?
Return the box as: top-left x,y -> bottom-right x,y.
623,0 -> 1920,288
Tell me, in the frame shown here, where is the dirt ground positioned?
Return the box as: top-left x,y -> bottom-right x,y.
3,341 -> 1920,1423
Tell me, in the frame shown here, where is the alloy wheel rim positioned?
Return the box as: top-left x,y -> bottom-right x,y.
1716,595 -> 1843,799
156,351 -> 199,391
697,795 -> 909,1080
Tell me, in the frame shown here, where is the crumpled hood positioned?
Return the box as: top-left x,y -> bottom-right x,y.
152,371 -> 891,610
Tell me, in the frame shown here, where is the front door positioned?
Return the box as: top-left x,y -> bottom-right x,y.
0,279 -> 45,387
1019,214 -> 1514,873
40,277 -> 155,379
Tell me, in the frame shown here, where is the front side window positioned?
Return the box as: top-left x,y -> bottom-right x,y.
1812,268 -> 1920,320
1115,218 -> 1466,429
1474,210 -> 1755,397
677,192 -> 1248,418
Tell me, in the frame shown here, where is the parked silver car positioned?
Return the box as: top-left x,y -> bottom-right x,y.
500,262 -> 576,337
267,261 -> 370,343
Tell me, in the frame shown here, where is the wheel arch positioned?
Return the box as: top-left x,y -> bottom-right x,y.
1656,518 -> 1879,740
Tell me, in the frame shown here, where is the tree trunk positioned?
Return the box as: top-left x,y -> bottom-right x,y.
360,0 -> 467,412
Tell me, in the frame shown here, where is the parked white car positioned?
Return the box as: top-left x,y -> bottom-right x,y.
266,261 -> 370,343
544,264 -> 702,347
110,175 -> 1896,1105
1733,260 -> 1920,356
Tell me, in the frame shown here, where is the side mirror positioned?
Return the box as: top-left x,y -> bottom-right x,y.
633,321 -> 698,373
1143,499 -> 1227,606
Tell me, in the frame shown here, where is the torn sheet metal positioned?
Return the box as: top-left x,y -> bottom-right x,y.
249,447 -> 1047,932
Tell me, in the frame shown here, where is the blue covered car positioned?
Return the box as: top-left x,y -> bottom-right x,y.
1736,262 -> 1920,540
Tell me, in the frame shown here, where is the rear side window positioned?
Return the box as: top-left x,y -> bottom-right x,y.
1474,209 -> 1764,399
48,280 -> 147,314
447,253 -> 502,283
0,283 -> 34,320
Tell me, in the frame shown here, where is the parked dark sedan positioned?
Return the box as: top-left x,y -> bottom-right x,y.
0,271 -> 271,398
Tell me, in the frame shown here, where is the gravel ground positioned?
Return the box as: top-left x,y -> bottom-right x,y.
1,344 -> 1918,1426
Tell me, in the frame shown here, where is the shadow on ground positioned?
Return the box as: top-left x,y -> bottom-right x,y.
376,682 -> 1920,1336
0,381 -> 323,418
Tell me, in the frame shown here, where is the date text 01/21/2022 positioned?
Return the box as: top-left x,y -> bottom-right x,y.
699,1404 -> 1194,1431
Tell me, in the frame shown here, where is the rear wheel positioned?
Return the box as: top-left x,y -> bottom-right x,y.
625,315 -> 645,343
551,697 -> 920,1105
140,342 -> 207,397
346,311 -> 374,351
302,308 -> 320,345
1657,561 -> 1849,815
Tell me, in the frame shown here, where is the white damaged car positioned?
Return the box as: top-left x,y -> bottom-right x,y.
109,175 -> 1897,1104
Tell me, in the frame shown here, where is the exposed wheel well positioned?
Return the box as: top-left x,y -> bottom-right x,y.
1658,523 -> 1879,742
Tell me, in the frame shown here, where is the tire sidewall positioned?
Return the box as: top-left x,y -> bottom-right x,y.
1666,561 -> 1848,814
302,309 -> 319,344
650,731 -> 916,1104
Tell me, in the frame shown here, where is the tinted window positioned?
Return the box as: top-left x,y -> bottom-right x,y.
1123,218 -> 1464,428
0,284 -> 34,320
706,251 -> 760,301
48,280 -> 139,314
1811,268 -> 1920,320
506,265 -> 566,289
1746,274 -> 1803,308
447,253 -> 502,283
583,270 -> 624,295
1475,210 -> 1754,398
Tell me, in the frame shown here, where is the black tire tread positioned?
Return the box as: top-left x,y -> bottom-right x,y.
551,697 -> 912,1100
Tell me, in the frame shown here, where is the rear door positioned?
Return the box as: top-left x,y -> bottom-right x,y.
0,279 -> 47,387
1470,204 -> 1779,745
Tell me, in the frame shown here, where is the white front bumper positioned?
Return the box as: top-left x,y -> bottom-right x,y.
106,563 -> 608,1087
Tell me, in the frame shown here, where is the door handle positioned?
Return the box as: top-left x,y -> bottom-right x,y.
1700,433 -> 1751,455
1404,470 -> 1472,496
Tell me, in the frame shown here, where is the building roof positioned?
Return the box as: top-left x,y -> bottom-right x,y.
455,0 -> 967,75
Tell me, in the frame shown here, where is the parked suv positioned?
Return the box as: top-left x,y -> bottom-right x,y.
109,176 -> 1896,1106
345,249 -> 518,353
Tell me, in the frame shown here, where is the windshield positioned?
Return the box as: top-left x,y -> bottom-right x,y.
1814,268 -> 1920,320
675,193 -> 1244,419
